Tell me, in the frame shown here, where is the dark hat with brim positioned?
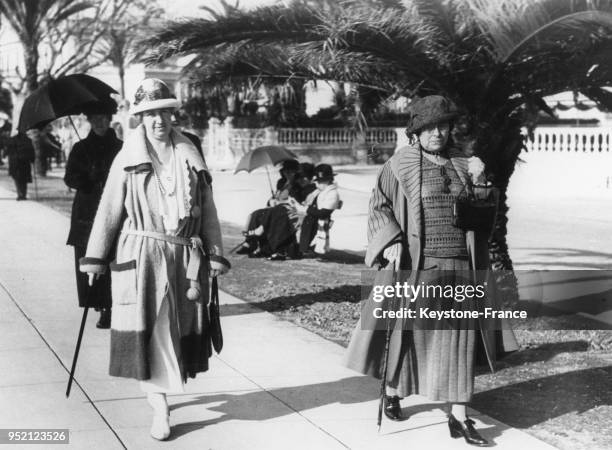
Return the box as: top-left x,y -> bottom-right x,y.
405,95 -> 459,135
298,162 -> 315,179
313,163 -> 336,181
279,159 -> 299,172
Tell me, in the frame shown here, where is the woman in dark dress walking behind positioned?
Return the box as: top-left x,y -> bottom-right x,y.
65,100 -> 123,328
6,132 -> 35,200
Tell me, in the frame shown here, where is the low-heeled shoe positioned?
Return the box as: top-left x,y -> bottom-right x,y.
384,396 -> 406,421
448,414 -> 489,446
96,309 -> 111,329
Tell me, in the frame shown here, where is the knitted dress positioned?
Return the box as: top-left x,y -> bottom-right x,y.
387,157 -> 478,402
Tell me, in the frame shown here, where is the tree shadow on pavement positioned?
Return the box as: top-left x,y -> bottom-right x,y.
168,375 -> 459,441
473,365 -> 612,429
313,248 -> 364,265
474,340 -> 592,377
219,285 -> 362,317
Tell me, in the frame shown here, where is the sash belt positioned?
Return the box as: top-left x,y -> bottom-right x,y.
121,229 -> 203,281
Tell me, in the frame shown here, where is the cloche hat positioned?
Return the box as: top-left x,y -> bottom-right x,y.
313,164 -> 336,181
130,78 -> 180,115
279,159 -> 299,172
405,95 -> 459,135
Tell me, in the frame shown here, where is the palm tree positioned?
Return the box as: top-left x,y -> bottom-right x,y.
94,0 -> 164,98
0,0 -> 127,175
142,0 -> 612,302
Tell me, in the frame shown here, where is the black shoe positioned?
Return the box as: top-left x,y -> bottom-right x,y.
96,308 -> 111,329
383,396 -> 406,421
448,414 -> 489,446
248,248 -> 265,258
268,253 -> 286,261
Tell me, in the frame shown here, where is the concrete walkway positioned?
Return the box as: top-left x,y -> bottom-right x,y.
0,185 -> 557,449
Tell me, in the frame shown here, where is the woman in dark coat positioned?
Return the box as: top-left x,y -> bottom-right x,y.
65,100 -> 122,328
345,96 -> 518,446
6,132 -> 35,200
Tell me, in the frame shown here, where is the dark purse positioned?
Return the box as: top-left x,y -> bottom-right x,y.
209,277 -> 223,354
452,185 -> 498,233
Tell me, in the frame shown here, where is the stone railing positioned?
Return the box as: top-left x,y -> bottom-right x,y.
200,120 -> 401,168
278,128 -> 354,144
525,126 -> 612,153
276,127 -> 398,145
200,123 -> 612,168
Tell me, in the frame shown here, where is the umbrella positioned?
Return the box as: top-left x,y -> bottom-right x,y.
234,145 -> 297,195
18,74 -> 117,132
17,74 -> 116,398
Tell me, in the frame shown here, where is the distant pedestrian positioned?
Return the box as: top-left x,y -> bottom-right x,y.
65,99 -> 122,329
41,124 -> 62,169
6,132 -> 35,200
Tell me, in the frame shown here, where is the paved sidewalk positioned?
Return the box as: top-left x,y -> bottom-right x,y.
0,186 -> 557,449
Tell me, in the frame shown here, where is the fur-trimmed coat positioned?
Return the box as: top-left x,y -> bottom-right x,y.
345,143 -> 518,377
80,124 -> 224,380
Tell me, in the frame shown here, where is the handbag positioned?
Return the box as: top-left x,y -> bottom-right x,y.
209,276 -> 223,354
452,184 -> 498,233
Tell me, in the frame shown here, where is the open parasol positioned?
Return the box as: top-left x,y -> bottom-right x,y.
234,145 -> 297,195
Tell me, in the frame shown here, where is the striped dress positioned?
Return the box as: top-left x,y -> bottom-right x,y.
388,156 -> 477,402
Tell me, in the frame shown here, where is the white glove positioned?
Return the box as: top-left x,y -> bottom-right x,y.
88,273 -> 100,286
382,243 -> 402,270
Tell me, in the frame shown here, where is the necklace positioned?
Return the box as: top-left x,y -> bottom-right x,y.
421,148 -> 447,165
148,140 -> 177,196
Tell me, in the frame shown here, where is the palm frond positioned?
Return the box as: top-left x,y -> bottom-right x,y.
465,0 -> 612,62
581,86 -> 612,111
141,2 -> 325,64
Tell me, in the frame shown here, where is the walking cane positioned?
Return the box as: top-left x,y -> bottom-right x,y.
66,283 -> 91,397
377,279 -> 396,431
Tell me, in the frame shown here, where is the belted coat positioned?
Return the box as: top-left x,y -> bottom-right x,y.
80,125 -> 224,380
345,143 -> 518,378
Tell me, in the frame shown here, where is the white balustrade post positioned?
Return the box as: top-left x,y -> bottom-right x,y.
222,116 -> 235,167
264,126 -> 278,145
207,117 -> 220,162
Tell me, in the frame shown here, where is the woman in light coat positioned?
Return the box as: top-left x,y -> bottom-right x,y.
345,95 -> 517,446
81,79 -> 230,440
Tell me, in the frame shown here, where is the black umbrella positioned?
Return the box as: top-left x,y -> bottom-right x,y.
18,74 -> 117,132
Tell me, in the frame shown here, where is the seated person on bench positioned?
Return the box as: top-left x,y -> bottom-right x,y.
236,161 -> 315,259
294,164 -> 342,256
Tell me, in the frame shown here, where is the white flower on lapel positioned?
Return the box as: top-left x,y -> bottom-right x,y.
467,156 -> 487,185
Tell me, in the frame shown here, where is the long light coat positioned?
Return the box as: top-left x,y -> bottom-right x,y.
80,125 -> 223,380
345,143 -> 518,378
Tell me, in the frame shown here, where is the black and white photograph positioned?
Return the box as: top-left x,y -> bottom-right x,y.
0,0 -> 611,449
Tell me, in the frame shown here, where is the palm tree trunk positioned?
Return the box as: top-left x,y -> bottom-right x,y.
24,43 -> 46,177
118,64 -> 126,98
485,127 -> 524,308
